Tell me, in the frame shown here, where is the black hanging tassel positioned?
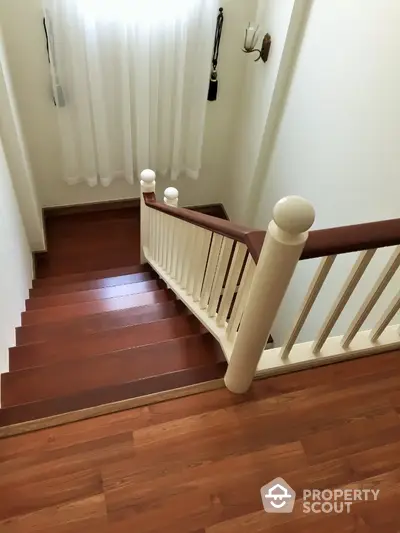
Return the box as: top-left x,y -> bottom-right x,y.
208,68 -> 218,101
208,8 -> 224,102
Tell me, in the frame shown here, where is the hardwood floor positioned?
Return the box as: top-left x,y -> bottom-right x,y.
1,350 -> 400,532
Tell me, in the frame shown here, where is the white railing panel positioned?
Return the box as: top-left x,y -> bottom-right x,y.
312,249 -> 376,353
342,246 -> 400,348
280,255 -> 336,359
256,325 -> 400,378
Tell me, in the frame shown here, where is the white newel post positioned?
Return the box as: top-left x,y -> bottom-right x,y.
140,169 -> 156,264
224,196 -> 315,394
164,187 -> 179,207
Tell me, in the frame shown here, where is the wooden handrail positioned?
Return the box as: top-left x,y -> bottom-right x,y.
144,192 -> 400,261
302,218 -> 400,260
143,192 -> 266,262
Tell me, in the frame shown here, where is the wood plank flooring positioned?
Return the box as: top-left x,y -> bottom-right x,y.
1,350 -> 400,532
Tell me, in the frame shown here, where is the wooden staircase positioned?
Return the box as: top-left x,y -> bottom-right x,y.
0,264 -> 226,434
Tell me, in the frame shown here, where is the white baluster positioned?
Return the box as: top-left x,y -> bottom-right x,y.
193,229 -> 213,302
342,245 -> 400,348
226,255 -> 256,341
207,237 -> 234,318
370,292 -> 400,342
155,210 -> 162,265
200,233 -> 223,309
164,187 -> 179,275
217,242 -> 247,327
182,226 -> 197,290
187,226 -> 204,296
176,220 -> 189,285
224,196 -> 315,394
172,218 -> 183,280
140,169 -> 156,264
281,255 -> 335,359
312,249 -> 375,354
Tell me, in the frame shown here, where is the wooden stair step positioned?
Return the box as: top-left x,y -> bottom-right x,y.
29,271 -> 156,298
0,361 -> 227,430
1,333 -> 225,407
26,279 -> 164,310
10,315 -> 203,370
21,289 -> 173,326
16,300 -> 187,346
32,265 -> 151,288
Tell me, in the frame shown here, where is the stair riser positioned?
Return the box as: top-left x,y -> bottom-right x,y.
21,290 -> 173,326
32,265 -> 151,288
10,316 -> 202,370
2,334 -> 223,407
15,301 -> 187,346
29,272 -> 155,298
26,280 -> 164,310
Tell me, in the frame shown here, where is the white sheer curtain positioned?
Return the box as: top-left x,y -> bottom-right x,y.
44,0 -> 217,187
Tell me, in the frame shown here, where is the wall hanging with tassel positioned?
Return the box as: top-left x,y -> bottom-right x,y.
208,7 -> 224,102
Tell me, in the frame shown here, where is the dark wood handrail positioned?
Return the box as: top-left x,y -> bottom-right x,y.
144,192 -> 400,262
301,218 -> 400,260
143,193 -> 265,262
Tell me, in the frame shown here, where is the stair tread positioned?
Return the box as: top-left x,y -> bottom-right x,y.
26,279 -> 163,310
10,315 -> 203,370
0,361 -> 227,429
16,300 -> 187,346
29,271 -> 155,298
32,265 -> 151,288
1,334 -> 225,407
21,289 -> 173,326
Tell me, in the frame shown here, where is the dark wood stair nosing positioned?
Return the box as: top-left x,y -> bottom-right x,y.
32,264 -> 152,288
0,362 -> 228,430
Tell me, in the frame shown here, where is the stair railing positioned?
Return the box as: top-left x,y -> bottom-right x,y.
141,170 -> 400,393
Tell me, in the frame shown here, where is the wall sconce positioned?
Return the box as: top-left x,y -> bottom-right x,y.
242,23 -> 271,63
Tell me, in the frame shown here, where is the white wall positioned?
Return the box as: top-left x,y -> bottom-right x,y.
254,0 -> 400,345
0,0 -> 256,208
223,0 -> 300,223
0,136 -> 32,376
0,28 -> 45,250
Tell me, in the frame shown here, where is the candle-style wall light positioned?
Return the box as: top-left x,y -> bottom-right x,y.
242,23 -> 271,63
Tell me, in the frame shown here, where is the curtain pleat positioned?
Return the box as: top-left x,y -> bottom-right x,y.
44,0 -> 217,187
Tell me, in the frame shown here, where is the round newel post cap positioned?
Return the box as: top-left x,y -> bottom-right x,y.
140,169 -> 156,184
273,196 -> 315,234
164,187 -> 179,201
164,187 -> 179,207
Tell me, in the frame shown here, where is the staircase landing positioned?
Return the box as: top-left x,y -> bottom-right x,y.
0,203 -> 228,437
